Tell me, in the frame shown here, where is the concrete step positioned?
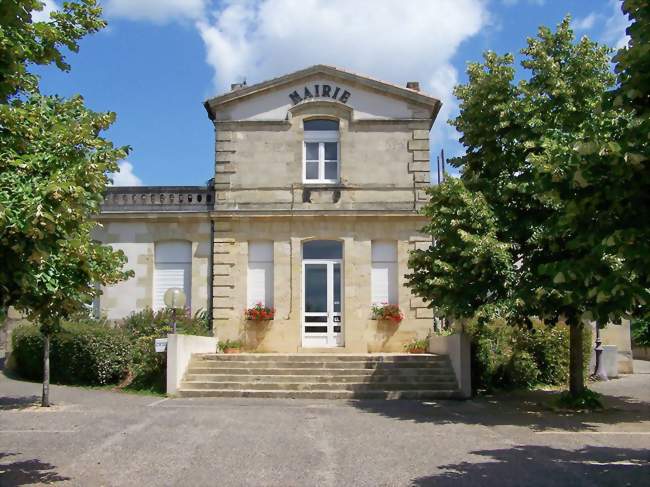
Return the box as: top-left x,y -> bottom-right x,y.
183,373 -> 457,383
176,388 -> 461,400
195,353 -> 446,363
179,352 -> 461,400
187,360 -> 450,370
179,380 -> 459,391
186,366 -> 451,376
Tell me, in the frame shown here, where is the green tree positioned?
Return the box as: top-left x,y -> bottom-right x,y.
0,1 -> 133,406
408,18 -> 643,398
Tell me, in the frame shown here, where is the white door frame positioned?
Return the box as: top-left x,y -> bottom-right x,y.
301,258 -> 344,348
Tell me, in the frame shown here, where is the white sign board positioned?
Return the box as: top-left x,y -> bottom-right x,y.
155,338 -> 168,353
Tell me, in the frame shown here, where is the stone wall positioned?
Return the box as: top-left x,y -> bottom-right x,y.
211,215 -> 434,352
93,216 -> 211,320
212,88 -> 432,215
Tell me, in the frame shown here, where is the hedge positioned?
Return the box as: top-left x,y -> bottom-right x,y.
469,321 -> 592,392
11,308 -> 211,393
631,317 -> 650,347
11,321 -> 132,385
118,308 -> 210,393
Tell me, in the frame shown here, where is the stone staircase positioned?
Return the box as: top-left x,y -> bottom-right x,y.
177,353 -> 462,399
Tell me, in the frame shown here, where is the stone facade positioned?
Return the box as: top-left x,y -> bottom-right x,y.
94,187 -> 212,320
212,216 -> 432,352
205,65 -> 441,351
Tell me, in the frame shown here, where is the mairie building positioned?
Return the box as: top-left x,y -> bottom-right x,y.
95,65 -> 441,353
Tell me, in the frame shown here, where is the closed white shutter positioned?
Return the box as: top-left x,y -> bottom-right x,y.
154,241 -> 192,310
371,241 -> 398,305
248,241 -> 274,307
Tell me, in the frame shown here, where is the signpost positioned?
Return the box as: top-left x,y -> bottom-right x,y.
155,338 -> 168,353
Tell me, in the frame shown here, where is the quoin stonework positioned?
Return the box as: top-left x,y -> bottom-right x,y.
95,65 -> 441,352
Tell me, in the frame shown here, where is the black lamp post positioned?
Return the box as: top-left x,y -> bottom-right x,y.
591,322 -> 608,381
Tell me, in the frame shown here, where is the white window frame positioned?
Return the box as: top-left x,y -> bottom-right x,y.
371,241 -> 398,306
247,241 -> 274,308
303,130 -> 340,184
153,240 -> 192,311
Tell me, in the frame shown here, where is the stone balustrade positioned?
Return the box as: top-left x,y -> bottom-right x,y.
101,186 -> 214,213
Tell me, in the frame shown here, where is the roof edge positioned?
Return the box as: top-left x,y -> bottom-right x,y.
204,65 -> 441,115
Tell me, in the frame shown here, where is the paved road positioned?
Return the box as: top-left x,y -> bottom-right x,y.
1,363 -> 649,486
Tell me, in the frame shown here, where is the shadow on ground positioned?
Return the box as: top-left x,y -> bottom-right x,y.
350,389 -> 650,432
0,395 -> 40,411
0,452 -> 70,485
409,445 -> 650,486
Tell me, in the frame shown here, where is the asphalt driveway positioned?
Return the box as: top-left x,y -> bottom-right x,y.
1,362 -> 649,486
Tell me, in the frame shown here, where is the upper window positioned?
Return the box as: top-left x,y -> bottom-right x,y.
303,119 -> 339,184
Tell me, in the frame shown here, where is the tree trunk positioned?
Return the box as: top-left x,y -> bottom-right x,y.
569,321 -> 585,397
42,333 -> 50,407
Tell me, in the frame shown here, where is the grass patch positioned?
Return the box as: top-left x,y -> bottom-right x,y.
553,389 -> 604,412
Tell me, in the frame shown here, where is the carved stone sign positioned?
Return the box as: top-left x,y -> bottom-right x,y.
289,84 -> 351,105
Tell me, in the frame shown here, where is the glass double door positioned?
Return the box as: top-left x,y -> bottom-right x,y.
303,260 -> 343,347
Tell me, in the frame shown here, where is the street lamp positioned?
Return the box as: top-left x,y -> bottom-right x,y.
164,287 -> 186,334
591,322 -> 608,381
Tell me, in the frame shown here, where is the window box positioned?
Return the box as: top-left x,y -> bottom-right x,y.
371,303 -> 403,324
245,302 -> 276,321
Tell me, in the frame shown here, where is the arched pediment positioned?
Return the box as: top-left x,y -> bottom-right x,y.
288,99 -> 353,122
204,64 -> 441,123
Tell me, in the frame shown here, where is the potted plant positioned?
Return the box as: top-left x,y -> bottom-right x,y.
245,302 -> 276,321
404,338 -> 428,354
371,303 -> 404,324
218,339 -> 243,354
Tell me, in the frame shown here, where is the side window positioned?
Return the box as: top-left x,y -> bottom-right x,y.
303,119 -> 339,184
248,241 -> 274,308
154,241 -> 192,310
371,241 -> 398,305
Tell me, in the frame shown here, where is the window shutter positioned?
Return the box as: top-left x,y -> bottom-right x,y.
154,241 -> 192,310
371,241 -> 398,305
248,241 -> 274,307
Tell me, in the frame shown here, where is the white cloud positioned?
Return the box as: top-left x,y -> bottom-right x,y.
104,0 -> 209,24
602,0 -> 630,49
197,0 -> 487,148
31,0 -> 58,22
110,161 -> 143,186
573,12 -> 598,31
501,0 -> 545,6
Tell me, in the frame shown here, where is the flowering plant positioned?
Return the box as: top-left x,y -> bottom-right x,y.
371,303 -> 403,324
245,302 -> 275,321
404,338 -> 428,354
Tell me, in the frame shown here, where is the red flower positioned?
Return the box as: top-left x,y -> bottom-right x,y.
245,302 -> 275,321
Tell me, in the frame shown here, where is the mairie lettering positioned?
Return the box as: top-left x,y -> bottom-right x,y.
289,84 -> 351,105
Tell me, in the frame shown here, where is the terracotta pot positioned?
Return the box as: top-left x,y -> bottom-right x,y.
224,348 -> 241,354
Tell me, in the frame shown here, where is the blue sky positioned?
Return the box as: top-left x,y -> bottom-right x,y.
34,0 -> 630,186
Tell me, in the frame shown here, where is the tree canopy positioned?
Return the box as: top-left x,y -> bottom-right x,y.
0,1 -> 133,405
407,13 -> 648,396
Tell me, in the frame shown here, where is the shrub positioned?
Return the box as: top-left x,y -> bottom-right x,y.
120,307 -> 210,338
11,320 -> 131,385
526,325 -> 570,385
631,317 -> 650,347
555,389 -> 603,411
505,350 -> 540,389
218,339 -> 243,352
468,320 -> 592,392
118,308 -> 211,393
